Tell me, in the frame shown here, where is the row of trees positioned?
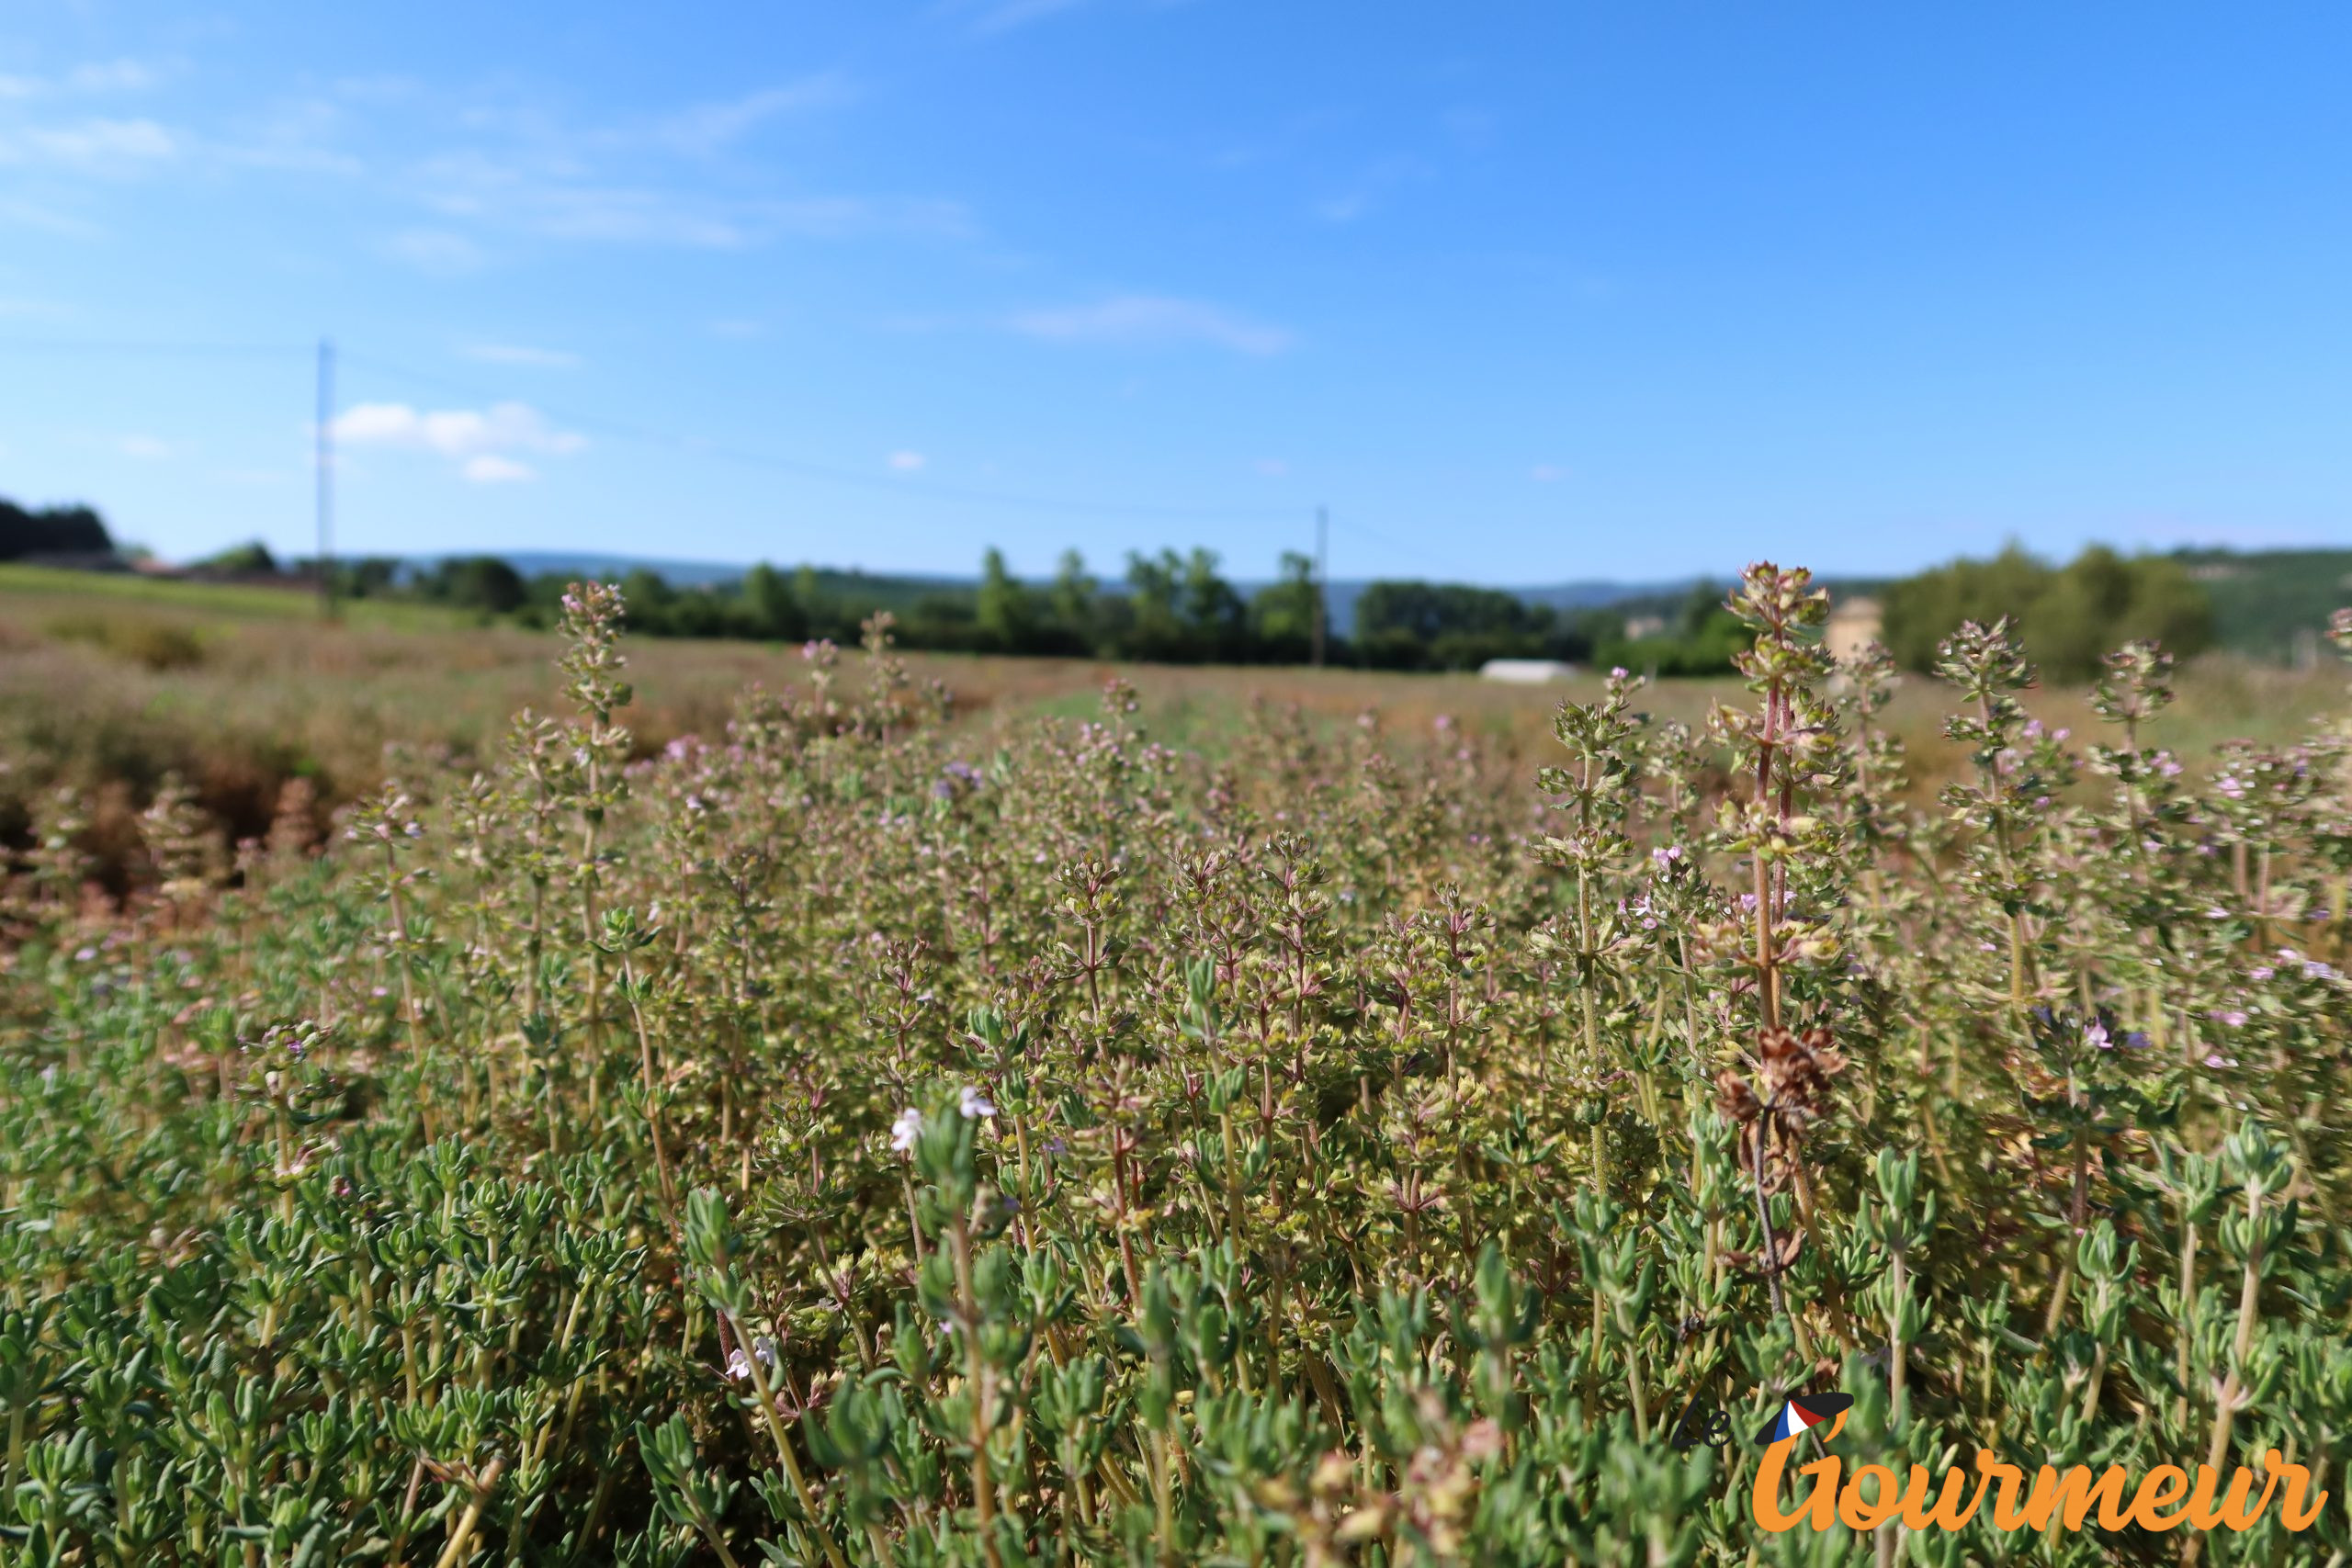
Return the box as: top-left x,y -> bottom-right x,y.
1350,580 -> 1603,670
21,498 -> 2222,681
0,499 -> 112,561
377,540 -> 2202,682
1879,544 -> 2213,681
345,546 -> 1647,671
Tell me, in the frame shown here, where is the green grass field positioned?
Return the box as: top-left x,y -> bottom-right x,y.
0,562 -> 475,629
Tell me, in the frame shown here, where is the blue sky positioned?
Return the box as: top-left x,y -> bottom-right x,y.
2,2 -> 2349,584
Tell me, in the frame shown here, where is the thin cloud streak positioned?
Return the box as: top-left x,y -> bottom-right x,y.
0,59 -> 162,99
0,117 -> 179,172
644,74 -> 857,154
462,343 -> 583,368
463,454 -> 536,483
939,0 -> 1093,35
1008,295 -> 1294,355
387,229 -> 485,275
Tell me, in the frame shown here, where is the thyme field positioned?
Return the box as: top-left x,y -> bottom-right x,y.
1,562 -> 2340,880
6,564 -> 2352,1565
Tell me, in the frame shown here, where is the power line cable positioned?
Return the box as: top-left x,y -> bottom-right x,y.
1323,509 -> 1462,577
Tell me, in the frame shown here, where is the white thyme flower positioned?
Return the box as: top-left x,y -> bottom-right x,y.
724,1336 -> 778,1382
889,1106 -> 922,1154
959,1085 -> 996,1120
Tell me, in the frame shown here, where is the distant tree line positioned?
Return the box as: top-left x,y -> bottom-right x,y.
331,546 -> 1714,671
1351,580 -> 1599,670
9,495 -> 2243,681
1879,544 -> 2213,681
1588,581 -> 1757,677
0,499 -> 113,561
300,540 -> 2240,682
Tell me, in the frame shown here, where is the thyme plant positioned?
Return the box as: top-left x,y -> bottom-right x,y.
2,566 -> 2350,1565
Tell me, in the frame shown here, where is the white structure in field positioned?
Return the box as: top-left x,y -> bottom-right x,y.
1478,658 -> 1580,683
1825,595 -> 1883,662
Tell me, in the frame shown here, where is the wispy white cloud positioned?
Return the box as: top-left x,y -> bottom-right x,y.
644,74 -> 857,155
1311,155 -> 1431,224
760,195 -> 972,241
334,400 -> 586,457
413,154 -> 752,247
707,318 -> 765,340
118,434 -> 182,460
1010,295 -> 1294,355
0,66 -> 354,190
979,0 -> 1092,32
1439,106 -> 1498,149
0,117 -> 179,174
1253,457 -> 1289,477
0,60 -> 949,268
373,69 -> 973,257
68,61 -> 161,94
332,400 -> 584,484
216,95 -> 366,175
1530,464 -> 1566,482
462,342 -> 582,368
332,74 -> 424,106
411,141 -> 970,251
937,0 -> 1093,34
387,229 -> 486,276
462,454 -> 536,484
888,450 -> 928,470
0,59 -> 163,100
0,57 -> 175,175
0,196 -> 95,235
452,75 -> 856,158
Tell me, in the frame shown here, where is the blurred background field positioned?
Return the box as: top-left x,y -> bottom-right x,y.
7,563 -> 2342,883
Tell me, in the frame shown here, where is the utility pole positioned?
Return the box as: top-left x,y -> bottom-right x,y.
1311,504 -> 1328,668
316,336 -> 335,619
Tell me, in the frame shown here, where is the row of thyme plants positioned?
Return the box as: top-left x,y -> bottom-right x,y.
4,566 -> 2351,1565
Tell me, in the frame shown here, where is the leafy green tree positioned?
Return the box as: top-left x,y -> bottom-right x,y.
195,539 -> 279,575
426,556 -> 526,614
326,557 -> 402,600
1883,543 -> 2212,680
0,498 -> 111,559
1048,550 -> 1096,633
1179,547 -> 1246,660
619,567 -> 676,629
1122,549 -> 1186,660
976,548 -> 1038,652
742,562 -> 805,640
1353,579 -> 1574,671
1676,578 -> 1723,637
1250,551 -> 1324,660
